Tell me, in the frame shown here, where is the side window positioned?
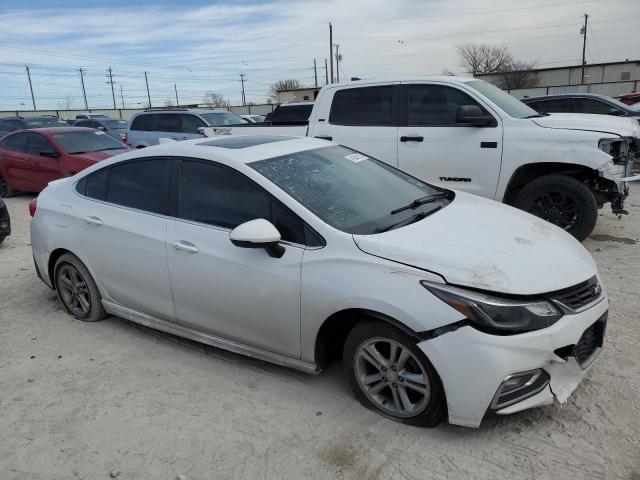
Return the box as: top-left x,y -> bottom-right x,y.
178,160 -> 306,244
535,99 -> 574,113
575,98 -> 618,115
156,114 -> 182,133
130,114 -> 156,131
106,159 -> 170,214
182,114 -> 206,134
329,86 -> 395,126
270,105 -> 313,124
85,168 -> 110,200
407,84 -> 485,126
75,120 -> 91,128
4,133 -> 28,152
26,133 -> 56,155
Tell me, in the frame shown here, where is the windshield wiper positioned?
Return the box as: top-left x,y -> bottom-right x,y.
375,205 -> 443,233
390,192 -> 449,215
524,113 -> 549,118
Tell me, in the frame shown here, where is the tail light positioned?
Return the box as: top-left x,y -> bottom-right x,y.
123,132 -> 128,145
29,198 -> 37,217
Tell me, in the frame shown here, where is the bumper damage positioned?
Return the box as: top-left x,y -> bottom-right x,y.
418,296 -> 608,428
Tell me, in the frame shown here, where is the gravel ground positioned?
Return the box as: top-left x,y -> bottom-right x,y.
1,187 -> 639,480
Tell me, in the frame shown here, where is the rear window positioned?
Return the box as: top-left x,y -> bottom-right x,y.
156,113 -> 182,132
270,104 -> 313,124
130,114 -> 156,131
329,86 -> 395,126
101,119 -> 129,129
23,117 -> 69,128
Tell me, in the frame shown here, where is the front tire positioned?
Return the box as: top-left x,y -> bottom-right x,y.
343,321 -> 446,427
54,253 -> 107,322
513,174 -> 598,241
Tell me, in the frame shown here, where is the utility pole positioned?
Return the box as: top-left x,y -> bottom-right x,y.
25,66 -> 36,110
240,73 -> 246,106
144,71 -> 151,108
335,44 -> 341,82
119,85 -> 125,109
314,59 -> 318,88
106,67 -> 117,109
580,14 -> 589,84
174,84 -> 179,106
78,68 -> 89,110
329,22 -> 334,83
324,58 -> 329,84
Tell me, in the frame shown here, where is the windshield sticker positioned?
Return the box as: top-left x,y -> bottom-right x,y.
345,153 -> 368,163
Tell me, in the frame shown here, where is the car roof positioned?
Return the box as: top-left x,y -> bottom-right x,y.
92,135 -> 334,168
321,75 -> 477,89
133,109 -> 234,116
24,127 -> 95,134
522,93 -> 614,102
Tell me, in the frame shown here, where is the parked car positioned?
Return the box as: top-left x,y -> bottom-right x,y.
203,77 -> 640,241
522,93 -> 640,118
0,116 -> 70,137
126,109 -> 246,148
73,118 -> 129,142
240,114 -> 266,123
31,136 -> 608,428
75,113 -> 109,120
0,197 -> 10,244
0,127 -> 131,197
615,92 -> 640,106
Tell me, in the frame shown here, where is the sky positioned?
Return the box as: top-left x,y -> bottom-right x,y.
0,0 -> 638,110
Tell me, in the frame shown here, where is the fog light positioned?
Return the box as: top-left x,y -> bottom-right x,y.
0,221 -> 7,229
491,369 -> 550,410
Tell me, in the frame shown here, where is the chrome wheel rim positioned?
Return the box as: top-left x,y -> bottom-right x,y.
57,265 -> 91,317
354,337 -> 430,418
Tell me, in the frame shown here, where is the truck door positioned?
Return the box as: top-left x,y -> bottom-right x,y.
397,83 -> 502,199
310,84 -> 399,167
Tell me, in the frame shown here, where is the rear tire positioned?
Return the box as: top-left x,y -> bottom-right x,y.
54,253 -> 107,322
0,235 -> 5,244
343,321 -> 446,427
513,174 -> 598,242
0,173 -> 16,198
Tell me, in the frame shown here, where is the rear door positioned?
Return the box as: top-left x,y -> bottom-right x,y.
310,84 -> 399,167
180,114 -> 207,140
76,158 -> 175,319
155,113 -> 183,142
397,83 -> 502,198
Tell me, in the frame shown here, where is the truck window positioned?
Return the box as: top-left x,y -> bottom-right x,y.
407,85 -> 485,126
329,86 -> 395,126
270,104 -> 313,124
130,114 -> 157,131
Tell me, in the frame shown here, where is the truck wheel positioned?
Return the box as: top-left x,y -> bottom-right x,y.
343,321 -> 446,427
514,174 -> 597,241
0,173 -> 16,198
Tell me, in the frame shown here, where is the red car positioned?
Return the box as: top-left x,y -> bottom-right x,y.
615,92 -> 640,106
0,127 -> 132,197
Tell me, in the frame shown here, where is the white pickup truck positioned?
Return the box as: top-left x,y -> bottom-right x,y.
203,77 -> 640,240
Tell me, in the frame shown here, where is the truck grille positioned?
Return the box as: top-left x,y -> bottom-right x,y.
551,276 -> 602,312
574,313 -> 607,369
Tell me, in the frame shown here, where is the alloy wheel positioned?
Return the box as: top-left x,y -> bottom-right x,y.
57,264 -> 92,317
354,337 -> 431,418
527,191 -> 579,230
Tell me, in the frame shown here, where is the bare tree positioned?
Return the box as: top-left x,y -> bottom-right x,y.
202,92 -> 229,108
456,42 -> 511,76
63,96 -> 74,110
495,60 -> 538,90
163,99 -> 174,107
269,79 -> 301,102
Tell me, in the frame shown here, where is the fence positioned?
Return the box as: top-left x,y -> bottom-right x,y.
0,103 -> 277,120
508,80 -> 639,99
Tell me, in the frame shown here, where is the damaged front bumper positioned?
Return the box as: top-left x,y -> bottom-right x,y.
418,295 -> 608,428
597,137 -> 640,215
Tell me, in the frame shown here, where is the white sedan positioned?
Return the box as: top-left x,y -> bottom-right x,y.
30,136 -> 607,427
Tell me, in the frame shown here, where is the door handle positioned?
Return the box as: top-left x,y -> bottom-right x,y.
173,241 -> 199,254
85,216 -> 103,226
400,135 -> 424,142
314,135 -> 333,141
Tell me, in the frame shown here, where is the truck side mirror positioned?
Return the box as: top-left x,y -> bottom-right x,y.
456,105 -> 493,126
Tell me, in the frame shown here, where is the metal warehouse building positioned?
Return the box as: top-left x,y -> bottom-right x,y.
476,59 -> 640,98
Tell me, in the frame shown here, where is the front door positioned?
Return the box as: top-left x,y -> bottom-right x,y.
24,133 -> 61,191
397,83 -> 503,199
165,159 -> 303,358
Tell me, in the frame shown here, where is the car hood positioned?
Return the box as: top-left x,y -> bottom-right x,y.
353,192 -> 596,295
69,148 -> 131,162
532,113 -> 640,137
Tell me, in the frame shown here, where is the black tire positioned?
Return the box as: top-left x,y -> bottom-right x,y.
343,321 -> 446,427
0,235 -> 5,245
513,174 -> 598,242
54,253 -> 107,322
0,173 -> 16,198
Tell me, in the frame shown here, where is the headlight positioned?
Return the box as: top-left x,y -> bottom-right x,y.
599,138 -> 629,165
421,282 -> 562,334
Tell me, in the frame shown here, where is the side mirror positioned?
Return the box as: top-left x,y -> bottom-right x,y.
40,151 -> 60,158
98,126 -> 106,131
456,105 -> 493,126
229,219 -> 285,258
